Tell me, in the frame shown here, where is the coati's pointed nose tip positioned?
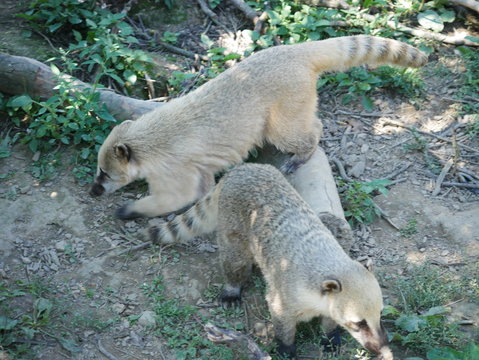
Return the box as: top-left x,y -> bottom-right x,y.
378,346 -> 394,360
90,183 -> 105,197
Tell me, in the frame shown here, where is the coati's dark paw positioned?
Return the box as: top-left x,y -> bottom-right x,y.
219,288 -> 241,309
321,326 -> 342,353
276,338 -> 296,359
280,158 -> 305,174
148,226 -> 160,244
115,205 -> 142,220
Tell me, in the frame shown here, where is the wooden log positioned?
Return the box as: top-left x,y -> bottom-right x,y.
0,53 -> 161,121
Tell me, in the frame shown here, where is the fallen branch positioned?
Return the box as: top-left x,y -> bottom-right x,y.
384,163 -> 412,180
0,53 -> 161,121
204,323 -> 272,360
441,181 -> 479,189
98,339 -> 119,360
382,119 -> 478,153
157,41 -> 210,61
432,158 -> 455,196
228,0 -> 269,33
196,0 -> 231,33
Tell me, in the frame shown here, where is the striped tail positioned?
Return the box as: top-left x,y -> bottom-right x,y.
302,35 -> 428,73
148,185 -> 220,245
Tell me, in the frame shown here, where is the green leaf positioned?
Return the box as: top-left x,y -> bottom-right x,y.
417,10 -> 444,32
395,314 -> 426,332
200,33 -> 214,49
34,297 -> 52,319
423,306 -> 449,317
80,147 -> 90,159
439,9 -> 455,23
48,23 -> 62,33
465,36 -> 479,44
382,304 -> 400,317
59,337 -> 81,353
10,95 -> 32,108
0,316 -> 19,330
50,63 -> 61,76
124,70 -> 137,84
361,95 -> 374,111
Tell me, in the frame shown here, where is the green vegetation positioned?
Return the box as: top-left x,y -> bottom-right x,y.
0,278 -> 112,358
383,264 -> 478,356
141,276 -> 235,359
400,218 -> 418,238
339,178 -> 391,226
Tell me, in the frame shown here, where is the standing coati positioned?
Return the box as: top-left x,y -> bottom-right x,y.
148,163 -> 393,360
90,35 -> 427,220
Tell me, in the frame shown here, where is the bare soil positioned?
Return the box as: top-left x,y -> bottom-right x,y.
0,1 -> 478,359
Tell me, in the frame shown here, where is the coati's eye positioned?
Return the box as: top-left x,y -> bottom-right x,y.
99,168 -> 111,179
349,320 -> 369,332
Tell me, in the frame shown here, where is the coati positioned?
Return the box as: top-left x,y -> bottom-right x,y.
148,163 -> 393,360
90,35 -> 427,219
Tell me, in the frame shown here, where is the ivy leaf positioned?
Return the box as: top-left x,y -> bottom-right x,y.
417,10 -> 444,32
395,314 -> 426,332
10,95 -> 32,108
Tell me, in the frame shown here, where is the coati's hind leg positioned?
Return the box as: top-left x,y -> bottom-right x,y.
218,231 -> 253,308
267,105 -> 322,174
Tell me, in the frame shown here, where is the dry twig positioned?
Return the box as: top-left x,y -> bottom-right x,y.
432,158 -> 455,196
196,0 -> 231,33
205,323 -> 272,360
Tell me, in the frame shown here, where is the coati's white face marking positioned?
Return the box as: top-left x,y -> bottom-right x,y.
90,121 -> 140,197
325,264 -> 390,357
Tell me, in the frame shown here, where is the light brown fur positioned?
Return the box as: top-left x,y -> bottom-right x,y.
149,164 -> 393,359
91,35 -> 427,219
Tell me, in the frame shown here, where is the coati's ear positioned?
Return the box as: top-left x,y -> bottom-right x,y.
114,143 -> 131,162
364,258 -> 374,272
322,279 -> 342,294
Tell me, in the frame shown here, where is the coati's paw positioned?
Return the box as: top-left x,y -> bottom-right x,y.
320,326 -> 342,353
115,205 -> 143,220
280,158 -> 306,174
148,225 -> 161,244
219,287 -> 241,309
276,338 -> 296,359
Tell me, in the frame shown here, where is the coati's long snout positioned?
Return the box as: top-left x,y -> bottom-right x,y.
90,182 -> 105,196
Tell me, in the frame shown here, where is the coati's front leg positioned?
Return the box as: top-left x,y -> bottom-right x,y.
266,299 -> 298,359
218,232 -> 254,308
116,170 -> 215,219
320,316 -> 342,353
116,193 -> 194,219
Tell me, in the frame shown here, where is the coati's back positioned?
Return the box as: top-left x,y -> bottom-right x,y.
215,164 -> 351,267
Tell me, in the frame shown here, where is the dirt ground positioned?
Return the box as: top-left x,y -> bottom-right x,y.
1,1 -> 478,359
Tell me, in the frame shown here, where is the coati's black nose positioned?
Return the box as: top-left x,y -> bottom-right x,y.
90,183 -> 105,196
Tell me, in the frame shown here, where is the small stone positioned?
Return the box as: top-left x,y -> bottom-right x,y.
441,250 -> 449,256
419,247 -> 426,252
348,159 -> 366,178
125,221 -> 136,229
19,186 -> 31,194
197,243 -> 217,253
112,303 -> 126,314
21,257 -> 32,264
138,310 -> 156,328
55,240 -> 67,251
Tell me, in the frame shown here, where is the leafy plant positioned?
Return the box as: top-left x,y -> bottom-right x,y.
400,218 -> 418,238
339,179 -> 390,226
2,71 -> 118,158
141,277 -> 233,359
